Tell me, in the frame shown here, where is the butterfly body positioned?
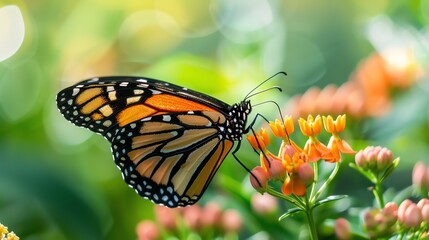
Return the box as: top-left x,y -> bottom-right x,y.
56,76 -> 251,207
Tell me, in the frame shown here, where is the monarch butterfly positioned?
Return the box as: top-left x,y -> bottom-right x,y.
56,74 -> 283,207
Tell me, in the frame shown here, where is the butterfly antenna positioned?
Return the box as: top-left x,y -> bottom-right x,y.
244,71 -> 287,100
252,100 -> 284,123
245,86 -> 282,100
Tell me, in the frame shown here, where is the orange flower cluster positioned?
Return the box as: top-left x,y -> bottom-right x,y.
247,114 -> 355,196
287,52 -> 420,118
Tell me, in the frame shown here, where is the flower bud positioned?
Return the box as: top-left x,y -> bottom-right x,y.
250,166 -> 270,193
334,218 -> 351,240
183,205 -> 202,230
412,161 -> 429,191
364,206 -> 398,238
251,193 -> 278,214
222,209 -> 242,232
418,198 -> 429,222
398,199 -> 423,228
281,144 -> 297,159
269,158 -> 287,180
155,205 -> 180,230
355,146 -> 393,172
136,220 -> 160,240
200,202 -> 222,228
376,148 -> 393,171
298,163 -> 314,184
382,202 -> 398,218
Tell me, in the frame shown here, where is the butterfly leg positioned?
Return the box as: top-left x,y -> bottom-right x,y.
231,141 -> 263,187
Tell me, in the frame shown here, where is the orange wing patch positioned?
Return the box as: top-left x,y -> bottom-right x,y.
117,104 -> 157,127
76,87 -> 103,105
81,96 -> 107,114
146,94 -> 216,112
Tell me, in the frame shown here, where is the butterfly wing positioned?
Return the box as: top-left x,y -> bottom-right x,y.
56,76 -> 231,141
112,111 -> 234,207
56,76 -> 234,207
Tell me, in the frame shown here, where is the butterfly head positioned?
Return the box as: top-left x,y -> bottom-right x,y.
226,100 -> 251,141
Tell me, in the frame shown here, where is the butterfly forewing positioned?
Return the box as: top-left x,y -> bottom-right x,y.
56,76 -> 250,207
56,77 -> 230,141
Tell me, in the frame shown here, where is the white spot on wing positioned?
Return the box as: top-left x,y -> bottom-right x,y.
72,88 -> 80,96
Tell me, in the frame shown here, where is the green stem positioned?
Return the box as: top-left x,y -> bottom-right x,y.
311,162 -> 340,203
309,161 -> 319,200
305,194 -> 318,240
266,187 -> 306,209
373,178 -> 385,208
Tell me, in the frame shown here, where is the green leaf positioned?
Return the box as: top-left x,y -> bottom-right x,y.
380,157 -> 400,183
278,207 -> 303,221
313,195 -> 348,208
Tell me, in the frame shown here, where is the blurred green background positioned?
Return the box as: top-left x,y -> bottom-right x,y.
0,0 -> 428,239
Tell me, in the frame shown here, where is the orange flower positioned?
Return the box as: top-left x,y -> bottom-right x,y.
269,116 -> 294,140
246,128 -> 270,151
323,115 -> 355,162
282,173 -> 307,196
298,115 -> 322,136
323,115 -> 347,134
304,139 -> 331,162
282,151 -> 306,173
298,115 -> 330,162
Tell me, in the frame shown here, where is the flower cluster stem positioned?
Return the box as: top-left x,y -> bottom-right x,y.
373,180 -> 385,208
303,193 -> 318,240
311,162 -> 340,203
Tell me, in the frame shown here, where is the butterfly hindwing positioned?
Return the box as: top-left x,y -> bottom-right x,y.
111,111 -> 234,207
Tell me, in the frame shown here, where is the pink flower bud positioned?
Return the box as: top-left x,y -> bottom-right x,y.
298,163 -> 314,184
222,209 -> 242,232
355,146 -> 394,172
421,204 -> 429,222
251,193 -> 278,214
200,202 -> 222,227
403,204 -> 422,228
418,198 -> 429,221
382,202 -> 398,218
398,200 -> 423,228
355,150 -> 367,168
334,218 -> 351,240
250,166 -> 270,193
417,198 -> 429,209
398,199 -> 413,223
364,207 -> 397,238
281,144 -> 297,159
136,220 -> 159,240
155,205 -> 180,230
412,161 -> 429,191
269,159 -> 287,180
183,205 -> 202,230
376,148 -> 393,171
